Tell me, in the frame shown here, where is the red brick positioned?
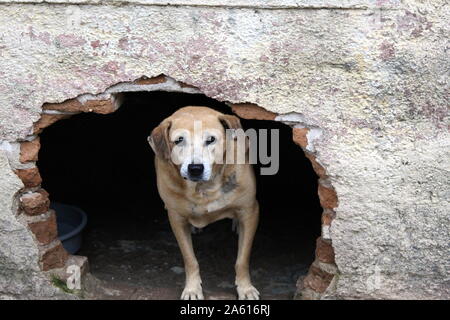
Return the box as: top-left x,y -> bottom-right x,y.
292,127 -> 309,149
15,167 -> 42,188
315,237 -> 335,264
318,184 -> 338,209
178,81 -> 198,89
134,75 -> 166,85
20,138 -> 40,163
20,189 -> 50,216
41,243 -> 69,271
43,98 -> 115,115
303,263 -> 334,293
28,210 -> 58,245
231,103 -> 277,120
322,210 -> 336,226
33,114 -> 71,134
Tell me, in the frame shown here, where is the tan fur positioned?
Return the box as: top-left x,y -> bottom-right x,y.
149,106 -> 260,300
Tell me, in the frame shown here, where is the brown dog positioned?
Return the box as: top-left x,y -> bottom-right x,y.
148,106 -> 259,300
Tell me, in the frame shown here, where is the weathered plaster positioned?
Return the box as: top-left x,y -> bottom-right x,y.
0,0 -> 448,299
0,151 -> 73,299
0,0 -> 402,9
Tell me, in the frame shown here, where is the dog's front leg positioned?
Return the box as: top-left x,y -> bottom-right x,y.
168,211 -> 204,300
235,202 -> 260,300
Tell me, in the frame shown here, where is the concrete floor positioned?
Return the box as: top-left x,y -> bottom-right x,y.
79,212 -> 315,300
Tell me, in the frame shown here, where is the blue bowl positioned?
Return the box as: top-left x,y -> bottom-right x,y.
50,202 -> 88,254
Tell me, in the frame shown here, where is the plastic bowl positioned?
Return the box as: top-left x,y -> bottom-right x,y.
50,202 -> 88,254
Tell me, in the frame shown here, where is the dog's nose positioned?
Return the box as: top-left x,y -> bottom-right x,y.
188,164 -> 204,177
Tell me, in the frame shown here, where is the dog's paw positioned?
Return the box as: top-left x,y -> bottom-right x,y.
237,284 -> 260,300
181,285 -> 204,300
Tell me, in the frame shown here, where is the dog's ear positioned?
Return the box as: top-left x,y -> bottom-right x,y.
219,114 -> 242,131
148,120 -> 172,159
219,114 -> 249,162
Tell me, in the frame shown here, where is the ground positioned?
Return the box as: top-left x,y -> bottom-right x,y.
79,211 -> 314,300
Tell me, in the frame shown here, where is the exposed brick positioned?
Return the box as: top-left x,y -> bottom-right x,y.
41,243 -> 69,271
28,210 -> 58,245
294,276 -> 322,300
43,98 -> 116,115
231,103 -> 277,120
178,81 -> 198,89
292,127 -> 309,149
15,167 -> 42,188
315,237 -> 335,264
303,263 -> 334,293
33,114 -> 71,134
20,138 -> 40,163
83,99 -> 117,114
322,210 -> 336,226
20,189 -> 50,216
318,184 -> 338,209
43,99 -> 79,112
304,152 -> 327,178
134,75 -> 166,85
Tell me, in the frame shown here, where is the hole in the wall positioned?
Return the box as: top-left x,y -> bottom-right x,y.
36,91 -> 323,299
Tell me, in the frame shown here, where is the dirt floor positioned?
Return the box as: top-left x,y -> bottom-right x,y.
79,210 -> 315,300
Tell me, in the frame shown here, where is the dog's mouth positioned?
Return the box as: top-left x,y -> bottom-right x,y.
183,173 -> 207,182
186,176 -> 203,182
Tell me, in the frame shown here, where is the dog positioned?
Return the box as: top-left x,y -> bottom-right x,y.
148,106 -> 260,300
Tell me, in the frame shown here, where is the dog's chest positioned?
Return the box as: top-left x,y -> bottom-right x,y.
189,190 -> 230,214
185,191 -> 234,227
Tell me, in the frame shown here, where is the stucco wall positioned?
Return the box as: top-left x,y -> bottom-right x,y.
0,0 -> 448,299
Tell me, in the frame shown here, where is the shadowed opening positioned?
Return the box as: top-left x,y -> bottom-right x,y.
38,91 -> 321,299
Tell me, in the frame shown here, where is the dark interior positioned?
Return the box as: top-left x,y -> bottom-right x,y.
38,91 -> 321,300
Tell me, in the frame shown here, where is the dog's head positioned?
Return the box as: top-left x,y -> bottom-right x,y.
148,106 -> 242,182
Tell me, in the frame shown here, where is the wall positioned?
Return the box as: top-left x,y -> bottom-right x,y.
0,0 -> 448,299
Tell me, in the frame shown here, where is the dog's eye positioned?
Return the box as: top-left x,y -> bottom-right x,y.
205,136 -> 216,145
174,137 -> 184,145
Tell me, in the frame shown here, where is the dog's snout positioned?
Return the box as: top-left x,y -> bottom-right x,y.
188,164 -> 204,177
